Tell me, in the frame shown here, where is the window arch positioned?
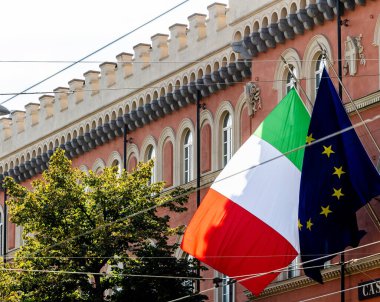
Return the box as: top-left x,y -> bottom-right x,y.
107,151 -> 122,176
285,64 -> 297,93
214,101 -> 234,169
183,130 -> 193,183
315,54 -> 326,95
273,48 -> 302,101
222,113 -> 232,168
303,35 -> 333,103
92,158 -> 106,174
146,145 -> 156,184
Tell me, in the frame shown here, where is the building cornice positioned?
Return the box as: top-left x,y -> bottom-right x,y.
245,253 -> 380,300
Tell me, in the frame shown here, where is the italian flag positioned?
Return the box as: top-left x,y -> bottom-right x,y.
181,89 -> 310,295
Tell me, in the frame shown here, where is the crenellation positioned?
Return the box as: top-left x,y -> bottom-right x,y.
207,3 -> 227,32
169,23 -> 188,53
83,71 -> 100,100
188,14 -> 207,41
0,118 -> 12,140
25,103 -> 40,128
99,62 -> 117,88
11,110 -> 26,134
151,34 -> 169,61
39,95 -> 54,120
53,87 -> 70,112
68,79 -> 85,104
133,43 -> 151,69
116,52 -> 133,78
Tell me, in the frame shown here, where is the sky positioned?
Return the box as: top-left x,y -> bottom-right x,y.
0,0 -> 226,112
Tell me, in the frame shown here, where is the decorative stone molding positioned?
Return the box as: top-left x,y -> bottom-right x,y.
92,158 -> 106,173
244,82 -> 261,117
245,253 -> 380,300
39,95 -> 54,119
175,118 -> 196,184
0,0 -> 377,185
213,101 -> 234,169
343,35 -> 366,76
151,34 -> 169,61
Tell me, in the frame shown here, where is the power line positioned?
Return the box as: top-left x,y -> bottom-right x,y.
166,247 -> 380,302
0,58 -> 378,64
1,73 -> 380,97
0,0 -> 189,106
7,111 -> 380,263
0,267 -> 213,280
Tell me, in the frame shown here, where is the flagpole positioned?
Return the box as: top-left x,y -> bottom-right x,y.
3,188 -> 7,264
336,2 -> 345,301
196,89 -> 202,293
123,125 -> 128,170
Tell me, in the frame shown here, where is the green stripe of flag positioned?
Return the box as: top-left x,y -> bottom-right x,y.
253,88 -> 310,171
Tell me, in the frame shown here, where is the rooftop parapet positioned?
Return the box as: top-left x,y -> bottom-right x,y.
116,52 -> 133,78
133,43 -> 151,69
68,79 -> 85,104
99,62 -> 117,88
207,3 -> 227,33
188,14 -> 207,41
0,118 -> 12,141
54,87 -> 70,112
11,110 -> 26,134
169,23 -> 187,53
151,34 -> 169,61
25,103 -> 40,128
39,95 -> 54,119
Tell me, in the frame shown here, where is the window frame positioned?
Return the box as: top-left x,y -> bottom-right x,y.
222,113 -> 232,168
183,130 -> 193,183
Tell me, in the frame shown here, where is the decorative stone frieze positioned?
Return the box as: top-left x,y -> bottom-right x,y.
0,0 -> 378,183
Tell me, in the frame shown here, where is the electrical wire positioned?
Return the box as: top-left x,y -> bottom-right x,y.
0,58 -> 378,64
166,248 -> 380,302
0,73 -> 380,96
0,267 -> 213,280
0,0 -> 189,106
7,111 -> 380,264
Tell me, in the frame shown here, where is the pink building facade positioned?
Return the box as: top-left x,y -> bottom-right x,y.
1,1 -> 380,301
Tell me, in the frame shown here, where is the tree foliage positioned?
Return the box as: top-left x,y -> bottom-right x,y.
0,149 -> 207,302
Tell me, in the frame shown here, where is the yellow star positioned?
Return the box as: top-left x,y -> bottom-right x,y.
298,219 -> 303,231
306,133 -> 315,145
320,205 -> 333,218
322,145 -> 335,158
332,188 -> 344,200
333,166 -> 345,178
306,218 -> 313,231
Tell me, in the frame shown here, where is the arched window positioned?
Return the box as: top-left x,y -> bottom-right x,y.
183,131 -> 193,183
222,113 -> 232,167
286,65 -> 297,93
315,54 -> 326,95
147,145 -> 156,184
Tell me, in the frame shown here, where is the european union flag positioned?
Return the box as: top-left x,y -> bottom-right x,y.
299,69 -> 380,283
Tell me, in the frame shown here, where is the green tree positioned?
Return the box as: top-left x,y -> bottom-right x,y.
0,149 -> 207,302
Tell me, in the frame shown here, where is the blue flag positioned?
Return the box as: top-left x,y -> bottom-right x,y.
298,69 -> 380,283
